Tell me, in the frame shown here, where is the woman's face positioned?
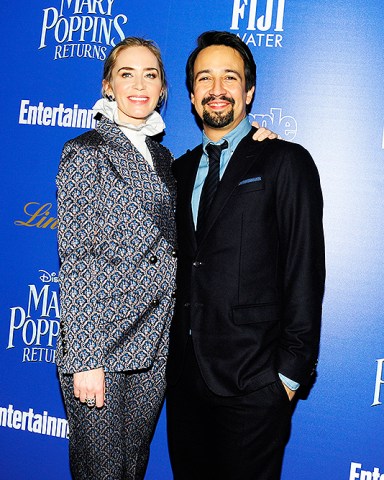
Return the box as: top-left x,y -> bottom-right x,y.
103,46 -> 163,125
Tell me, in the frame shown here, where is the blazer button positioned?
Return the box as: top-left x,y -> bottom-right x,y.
171,249 -> 178,258
193,261 -> 203,268
151,298 -> 160,307
149,255 -> 158,264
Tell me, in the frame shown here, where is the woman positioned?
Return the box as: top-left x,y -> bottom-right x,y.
56,36 -> 275,480
57,37 -> 177,479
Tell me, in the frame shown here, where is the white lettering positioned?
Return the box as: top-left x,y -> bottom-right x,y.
256,0 -> 273,31
60,0 -> 76,17
275,0 -> 285,31
22,347 -> 56,363
350,462 -> 362,480
39,7 -> 59,48
372,358 -> 384,406
249,107 -> 297,140
27,285 -> 50,318
18,100 -> 29,124
7,307 -> 26,349
0,404 -> 68,439
238,32 -> 282,48
230,0 -> 246,30
230,0 -> 285,32
18,100 -> 96,129
39,2 -> 127,52
22,318 -> 37,346
7,284 -> 60,352
350,462 -> 384,480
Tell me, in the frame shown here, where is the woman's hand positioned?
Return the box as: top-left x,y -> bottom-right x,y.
73,367 -> 105,408
251,121 -> 279,141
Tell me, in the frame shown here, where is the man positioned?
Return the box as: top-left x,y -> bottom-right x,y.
166,31 -> 325,480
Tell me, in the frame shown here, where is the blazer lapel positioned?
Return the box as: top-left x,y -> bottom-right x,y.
96,116 -> 150,182
197,130 -> 268,248
176,146 -> 202,253
147,137 -> 175,195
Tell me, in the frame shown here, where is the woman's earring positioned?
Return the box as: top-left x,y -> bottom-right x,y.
157,92 -> 164,108
106,94 -> 115,102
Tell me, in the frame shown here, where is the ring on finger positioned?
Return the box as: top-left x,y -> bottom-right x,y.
85,397 -> 96,408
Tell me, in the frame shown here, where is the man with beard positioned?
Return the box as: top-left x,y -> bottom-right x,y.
166,31 -> 325,480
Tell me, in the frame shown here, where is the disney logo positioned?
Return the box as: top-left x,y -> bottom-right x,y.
39,270 -> 59,283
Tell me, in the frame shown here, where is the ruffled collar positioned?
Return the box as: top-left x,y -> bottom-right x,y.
92,98 -> 165,137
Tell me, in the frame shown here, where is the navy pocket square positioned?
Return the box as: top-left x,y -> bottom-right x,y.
238,176 -> 262,186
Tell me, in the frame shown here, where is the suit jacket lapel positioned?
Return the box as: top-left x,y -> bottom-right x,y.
197,130 -> 268,248
176,146 -> 202,253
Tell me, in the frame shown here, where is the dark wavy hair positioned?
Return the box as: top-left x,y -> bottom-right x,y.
186,30 -> 256,94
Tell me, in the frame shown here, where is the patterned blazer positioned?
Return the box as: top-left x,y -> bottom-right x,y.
56,115 -> 177,374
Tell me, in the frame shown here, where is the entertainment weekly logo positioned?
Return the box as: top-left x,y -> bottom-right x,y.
6,270 -> 60,365
18,100 -> 95,129
249,108 -> 297,141
38,0 -> 128,60
349,462 -> 384,480
230,0 -> 285,48
0,404 -> 68,440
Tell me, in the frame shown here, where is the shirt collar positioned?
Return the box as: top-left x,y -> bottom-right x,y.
92,97 -> 165,137
202,117 -> 252,154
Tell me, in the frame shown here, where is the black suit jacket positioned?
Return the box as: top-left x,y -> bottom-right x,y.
167,128 -> 325,396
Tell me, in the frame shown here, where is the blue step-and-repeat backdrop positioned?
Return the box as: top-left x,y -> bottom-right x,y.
1,1 -> 383,479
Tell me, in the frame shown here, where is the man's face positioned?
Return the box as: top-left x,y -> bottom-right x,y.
190,45 -> 254,140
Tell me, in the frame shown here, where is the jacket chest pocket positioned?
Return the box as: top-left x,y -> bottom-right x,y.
232,178 -> 265,195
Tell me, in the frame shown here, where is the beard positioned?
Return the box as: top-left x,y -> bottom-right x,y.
201,95 -> 235,128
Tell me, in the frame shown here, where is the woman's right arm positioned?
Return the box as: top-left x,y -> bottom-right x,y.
57,137 -> 105,375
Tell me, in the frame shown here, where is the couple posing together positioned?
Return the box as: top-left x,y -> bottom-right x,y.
56,30 -> 325,480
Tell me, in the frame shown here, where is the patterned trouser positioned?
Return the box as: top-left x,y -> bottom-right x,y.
59,355 -> 166,480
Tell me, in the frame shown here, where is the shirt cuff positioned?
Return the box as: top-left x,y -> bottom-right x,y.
278,373 -> 300,391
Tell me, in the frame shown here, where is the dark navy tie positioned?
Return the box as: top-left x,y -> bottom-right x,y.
196,140 -> 228,242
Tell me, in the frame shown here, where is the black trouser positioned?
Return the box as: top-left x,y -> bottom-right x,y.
166,338 -> 292,480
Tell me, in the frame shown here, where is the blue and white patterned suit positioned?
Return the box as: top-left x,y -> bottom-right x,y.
56,114 -> 177,479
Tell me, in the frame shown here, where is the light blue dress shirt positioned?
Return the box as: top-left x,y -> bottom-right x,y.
191,117 -> 300,392
192,117 -> 252,227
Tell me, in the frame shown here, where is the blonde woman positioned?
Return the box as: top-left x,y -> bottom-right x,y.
57,38 -> 177,479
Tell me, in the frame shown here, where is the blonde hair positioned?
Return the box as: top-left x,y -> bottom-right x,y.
102,37 -> 167,108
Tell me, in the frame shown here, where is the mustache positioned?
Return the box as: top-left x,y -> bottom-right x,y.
201,95 -> 235,106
